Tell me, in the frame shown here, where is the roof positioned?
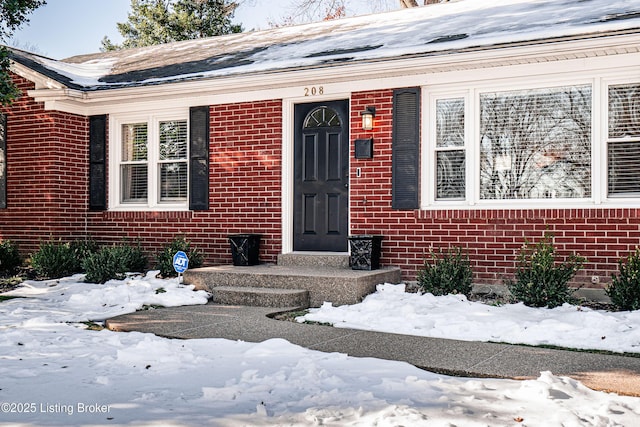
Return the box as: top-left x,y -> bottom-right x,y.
8,0 -> 640,92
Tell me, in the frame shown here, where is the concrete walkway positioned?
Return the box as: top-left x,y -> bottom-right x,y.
105,302 -> 640,397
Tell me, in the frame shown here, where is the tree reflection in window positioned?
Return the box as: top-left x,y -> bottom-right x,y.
479,85 -> 592,200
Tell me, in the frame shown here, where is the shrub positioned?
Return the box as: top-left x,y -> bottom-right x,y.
83,242 -> 147,284
0,240 -> 21,274
506,235 -> 586,308
70,239 -> 99,265
607,248 -> 640,311
417,246 -> 473,297
31,238 -> 99,279
31,240 -> 78,279
155,236 -> 204,277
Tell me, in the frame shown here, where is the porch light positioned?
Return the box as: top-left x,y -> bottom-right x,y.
360,106 -> 376,131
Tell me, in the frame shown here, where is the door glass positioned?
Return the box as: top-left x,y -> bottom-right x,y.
304,106 -> 341,128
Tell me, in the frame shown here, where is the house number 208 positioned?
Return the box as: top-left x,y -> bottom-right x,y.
304,86 -> 324,96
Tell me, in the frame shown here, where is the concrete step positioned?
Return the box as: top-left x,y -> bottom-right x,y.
277,252 -> 350,268
210,286 -> 310,309
183,264 -> 402,307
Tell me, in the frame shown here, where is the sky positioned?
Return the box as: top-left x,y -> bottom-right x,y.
9,0 -> 394,60
1,274 -> 639,425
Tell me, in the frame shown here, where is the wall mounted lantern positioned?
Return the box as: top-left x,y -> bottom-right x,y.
360,106 -> 376,131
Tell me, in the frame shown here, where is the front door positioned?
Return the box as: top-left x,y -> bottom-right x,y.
293,100 -> 349,251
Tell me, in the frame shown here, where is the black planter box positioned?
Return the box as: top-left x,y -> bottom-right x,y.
349,235 -> 383,270
228,234 -> 261,266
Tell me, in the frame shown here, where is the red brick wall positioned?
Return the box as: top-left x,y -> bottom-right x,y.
3,74 -> 638,288
85,101 -> 283,265
350,89 -> 640,287
0,74 -> 89,254
2,79 -> 282,266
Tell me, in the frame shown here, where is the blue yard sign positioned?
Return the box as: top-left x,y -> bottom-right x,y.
173,251 -> 189,274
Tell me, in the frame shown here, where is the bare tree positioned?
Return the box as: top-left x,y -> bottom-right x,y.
269,0 -> 449,27
400,0 -> 418,7
401,0 -> 449,7
270,0 -> 396,26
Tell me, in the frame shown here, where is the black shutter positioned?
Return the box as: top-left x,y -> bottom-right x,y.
0,113 -> 6,209
89,115 -> 106,211
189,106 -> 210,211
392,88 -> 421,209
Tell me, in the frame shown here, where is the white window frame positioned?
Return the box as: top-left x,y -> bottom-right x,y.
602,78 -> 640,200
421,73 -> 640,210
109,109 -> 189,211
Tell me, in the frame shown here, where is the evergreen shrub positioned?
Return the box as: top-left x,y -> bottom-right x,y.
0,240 -> 21,274
506,234 -> 585,308
83,242 -> 147,284
155,236 -> 203,277
417,246 -> 473,297
31,240 -> 78,279
31,238 -> 98,279
607,248 -> 640,311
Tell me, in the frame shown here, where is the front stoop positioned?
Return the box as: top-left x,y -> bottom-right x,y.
183,254 -> 402,308
210,286 -> 310,309
277,252 -> 350,268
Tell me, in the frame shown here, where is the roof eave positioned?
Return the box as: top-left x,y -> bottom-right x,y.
24,30 -> 640,116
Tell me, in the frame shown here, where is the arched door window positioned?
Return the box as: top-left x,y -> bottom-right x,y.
304,106 -> 341,128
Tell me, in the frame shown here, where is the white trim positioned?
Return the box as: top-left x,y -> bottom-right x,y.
420,68 -> 640,210
281,93 -> 352,254
281,99 -> 294,254
109,108 -> 190,212
593,76 -> 603,206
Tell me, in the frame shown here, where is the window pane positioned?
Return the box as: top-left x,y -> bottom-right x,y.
608,140 -> 640,197
159,162 -> 188,201
159,120 -> 188,160
436,98 -> 464,147
437,150 -> 465,199
121,164 -> 148,202
608,83 -> 640,197
609,83 -> 640,138
122,124 -> 147,161
479,85 -> 591,200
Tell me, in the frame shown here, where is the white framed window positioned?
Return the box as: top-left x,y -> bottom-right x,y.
423,76 -> 640,209
434,97 -> 466,201
607,82 -> 640,198
110,111 -> 189,210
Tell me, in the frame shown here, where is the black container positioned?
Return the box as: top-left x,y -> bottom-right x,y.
349,235 -> 383,270
228,234 -> 261,266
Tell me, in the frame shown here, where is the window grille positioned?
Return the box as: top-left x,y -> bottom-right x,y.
435,98 -> 465,200
159,120 -> 188,202
119,118 -> 188,206
304,106 -> 341,128
121,123 -> 148,203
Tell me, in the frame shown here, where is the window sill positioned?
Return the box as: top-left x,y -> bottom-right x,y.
420,199 -> 640,211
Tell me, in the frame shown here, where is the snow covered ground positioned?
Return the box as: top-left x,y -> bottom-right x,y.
300,284 -> 640,354
1,274 -> 639,426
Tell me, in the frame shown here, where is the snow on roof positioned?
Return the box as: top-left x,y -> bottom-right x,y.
9,0 -> 640,91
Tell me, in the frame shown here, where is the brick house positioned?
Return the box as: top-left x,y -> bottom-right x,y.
1,0 -> 640,288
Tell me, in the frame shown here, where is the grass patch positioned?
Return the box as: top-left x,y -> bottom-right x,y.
79,321 -> 105,331
0,295 -> 23,302
140,304 -> 165,311
271,309 -> 333,326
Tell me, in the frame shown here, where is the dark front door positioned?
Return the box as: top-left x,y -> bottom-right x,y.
294,100 -> 349,251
